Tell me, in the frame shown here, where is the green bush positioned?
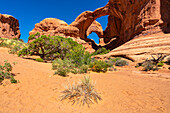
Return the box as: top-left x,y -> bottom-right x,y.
105,57 -> 122,67
157,62 -> 164,67
10,76 -> 17,83
61,76 -> 102,107
89,60 -> 109,72
115,60 -> 129,67
0,60 -> 18,84
79,65 -> 88,74
53,59 -> 74,76
91,47 -> 110,56
19,35 -> 90,61
0,38 -> 26,54
35,58 -> 44,62
142,61 -> 158,71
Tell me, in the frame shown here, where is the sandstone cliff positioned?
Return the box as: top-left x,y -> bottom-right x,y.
0,14 -> 20,39
29,0 -> 170,56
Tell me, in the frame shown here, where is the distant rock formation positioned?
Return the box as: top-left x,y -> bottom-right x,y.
29,0 -> 170,55
0,14 -> 20,39
29,18 -> 103,52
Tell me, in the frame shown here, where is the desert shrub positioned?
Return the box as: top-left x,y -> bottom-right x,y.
28,32 -> 40,40
79,65 -> 88,74
89,60 -> 109,72
61,76 -> 102,107
0,60 -> 18,84
67,45 -> 91,67
108,67 -> 117,71
19,35 -> 90,61
91,47 -> 110,56
35,58 -> 44,62
142,61 -> 158,71
53,59 -> 75,76
0,38 -> 26,54
157,62 -> 164,67
13,38 -> 18,40
8,45 -> 21,54
115,59 -> 129,67
136,54 -> 170,71
10,76 -> 17,83
70,68 -> 79,74
105,57 -> 122,67
53,58 -> 89,76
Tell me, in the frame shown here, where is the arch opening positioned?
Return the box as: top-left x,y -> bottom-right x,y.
87,15 -> 108,44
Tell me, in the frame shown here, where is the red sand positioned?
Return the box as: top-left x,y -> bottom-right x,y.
0,47 -> 170,113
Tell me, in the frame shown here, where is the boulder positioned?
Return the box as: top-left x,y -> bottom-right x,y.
0,14 -> 20,39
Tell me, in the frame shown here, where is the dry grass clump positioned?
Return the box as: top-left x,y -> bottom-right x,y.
60,76 -> 102,107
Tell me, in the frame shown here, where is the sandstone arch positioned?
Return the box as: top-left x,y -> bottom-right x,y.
29,0 -> 169,52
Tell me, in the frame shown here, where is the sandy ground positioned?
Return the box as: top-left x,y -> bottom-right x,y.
0,47 -> 170,113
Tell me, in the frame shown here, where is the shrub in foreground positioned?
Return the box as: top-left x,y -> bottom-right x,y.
0,60 -> 18,84
61,76 -> 102,107
89,60 -> 109,72
53,59 -> 73,77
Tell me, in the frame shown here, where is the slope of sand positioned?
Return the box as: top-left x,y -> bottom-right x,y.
0,47 -> 170,113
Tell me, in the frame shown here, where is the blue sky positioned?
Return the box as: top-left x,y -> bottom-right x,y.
1,0 -> 108,43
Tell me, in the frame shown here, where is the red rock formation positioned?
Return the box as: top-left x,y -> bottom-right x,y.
29,0 -> 170,54
0,14 -> 20,39
104,0 -> 170,49
95,33 -> 170,61
29,18 -> 103,52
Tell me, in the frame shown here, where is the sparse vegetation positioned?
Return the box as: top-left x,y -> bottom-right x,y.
19,34 -> 90,62
0,38 -> 26,54
91,47 -> 110,56
115,59 -> 129,67
61,76 -> 102,107
89,60 -> 109,72
136,54 -> 170,71
35,58 -> 44,62
0,60 -> 18,84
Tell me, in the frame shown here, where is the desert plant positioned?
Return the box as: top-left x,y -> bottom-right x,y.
79,65 -> 88,74
8,45 -> 21,54
0,60 -> 18,83
142,61 -> 159,71
61,76 -> 102,107
53,59 -> 74,76
105,57 -> 122,67
115,59 -> 129,67
35,58 -> 44,62
136,54 -> 170,71
157,62 -> 164,67
19,35 -> 90,61
10,76 -> 17,83
91,47 -> 110,56
89,60 -> 109,72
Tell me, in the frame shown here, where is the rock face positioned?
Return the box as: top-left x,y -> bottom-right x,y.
0,14 -> 20,39
29,18 -> 103,52
104,0 -> 170,49
95,33 -> 170,61
29,0 -> 169,55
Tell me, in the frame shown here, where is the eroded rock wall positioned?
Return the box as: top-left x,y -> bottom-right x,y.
105,0 -> 170,49
0,14 -> 20,39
